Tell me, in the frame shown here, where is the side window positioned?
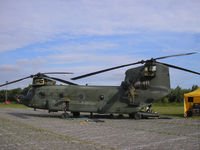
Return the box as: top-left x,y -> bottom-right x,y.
27,88 -> 33,97
99,95 -> 104,100
188,97 -> 193,102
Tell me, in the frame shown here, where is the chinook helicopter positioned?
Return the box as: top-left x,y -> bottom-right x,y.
0,52 -> 200,119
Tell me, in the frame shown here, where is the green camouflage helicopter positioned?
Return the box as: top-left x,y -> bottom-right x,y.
1,52 -> 199,119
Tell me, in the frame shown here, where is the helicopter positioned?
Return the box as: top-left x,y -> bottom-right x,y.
0,52 -> 200,119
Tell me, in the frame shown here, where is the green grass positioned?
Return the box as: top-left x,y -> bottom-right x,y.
0,102 -> 28,108
152,103 -> 200,119
152,103 -> 184,118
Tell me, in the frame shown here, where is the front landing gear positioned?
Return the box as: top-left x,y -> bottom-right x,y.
61,112 -> 69,119
61,101 -> 70,119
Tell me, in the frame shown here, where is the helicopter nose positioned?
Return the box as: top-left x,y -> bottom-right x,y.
17,95 -> 32,106
16,95 -> 25,104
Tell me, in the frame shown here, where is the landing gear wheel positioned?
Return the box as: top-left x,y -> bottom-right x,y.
109,114 -> 114,118
61,113 -> 69,119
90,112 -> 93,118
129,113 -> 134,119
134,112 -> 142,120
118,114 -> 124,119
72,112 -> 80,117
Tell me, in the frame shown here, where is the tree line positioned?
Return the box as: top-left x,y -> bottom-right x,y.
0,85 -> 31,102
161,85 -> 199,103
0,85 -> 199,103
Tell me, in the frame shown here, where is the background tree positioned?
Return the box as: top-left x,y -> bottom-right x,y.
6,88 -> 22,102
191,85 -> 199,91
161,85 -> 195,103
0,90 -> 6,102
20,85 -> 32,95
0,85 -> 31,103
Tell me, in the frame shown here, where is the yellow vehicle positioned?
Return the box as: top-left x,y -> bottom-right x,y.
184,88 -> 200,117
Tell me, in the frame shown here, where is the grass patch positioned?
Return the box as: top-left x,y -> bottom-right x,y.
152,103 -> 184,118
153,102 -> 184,107
0,102 -> 27,108
152,103 -> 200,119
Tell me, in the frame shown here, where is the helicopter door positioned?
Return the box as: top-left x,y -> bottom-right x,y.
127,85 -> 140,106
64,98 -> 70,111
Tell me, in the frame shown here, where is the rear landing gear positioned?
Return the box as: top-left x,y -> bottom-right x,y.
134,112 -> 142,120
129,111 -> 160,119
129,112 -> 142,120
72,112 -> 80,117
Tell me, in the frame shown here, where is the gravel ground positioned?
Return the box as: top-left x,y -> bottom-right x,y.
0,108 -> 199,150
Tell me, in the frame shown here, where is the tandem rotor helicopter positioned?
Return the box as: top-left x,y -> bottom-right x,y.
1,52 -> 200,119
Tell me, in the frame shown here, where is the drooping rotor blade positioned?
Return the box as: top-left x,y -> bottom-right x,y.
0,76 -> 31,87
44,75 -> 78,85
42,72 -> 73,75
71,60 -> 145,80
156,61 -> 200,76
155,52 -> 197,60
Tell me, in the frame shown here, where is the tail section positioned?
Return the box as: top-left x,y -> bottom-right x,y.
122,63 -> 171,105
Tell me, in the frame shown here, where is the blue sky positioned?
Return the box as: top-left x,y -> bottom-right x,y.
0,0 -> 200,89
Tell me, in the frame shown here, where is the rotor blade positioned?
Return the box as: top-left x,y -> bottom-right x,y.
44,75 -> 78,85
155,52 -> 197,60
42,72 -> 73,74
71,60 -> 145,80
156,61 -> 200,76
71,52 -> 198,80
0,76 -> 31,87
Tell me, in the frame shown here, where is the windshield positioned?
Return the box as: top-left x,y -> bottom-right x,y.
27,88 -> 34,97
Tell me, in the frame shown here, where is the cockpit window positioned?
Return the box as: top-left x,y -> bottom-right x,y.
27,88 -> 33,97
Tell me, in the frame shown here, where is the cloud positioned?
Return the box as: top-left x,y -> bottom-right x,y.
0,51 -> 143,88
34,41 -> 118,52
46,52 -> 145,68
0,64 -> 19,72
0,57 -> 47,89
16,58 -> 46,67
169,69 -> 200,88
0,0 -> 200,52
0,0 -> 199,89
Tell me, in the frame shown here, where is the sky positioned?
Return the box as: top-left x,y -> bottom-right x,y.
0,0 -> 200,89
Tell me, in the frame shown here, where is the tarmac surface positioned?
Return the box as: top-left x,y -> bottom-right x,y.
0,108 -> 199,150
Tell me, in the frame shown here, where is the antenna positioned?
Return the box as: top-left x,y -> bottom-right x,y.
5,81 -> 10,104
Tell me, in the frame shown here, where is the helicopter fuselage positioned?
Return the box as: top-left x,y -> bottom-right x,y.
22,84 -> 169,114
21,64 -> 171,115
